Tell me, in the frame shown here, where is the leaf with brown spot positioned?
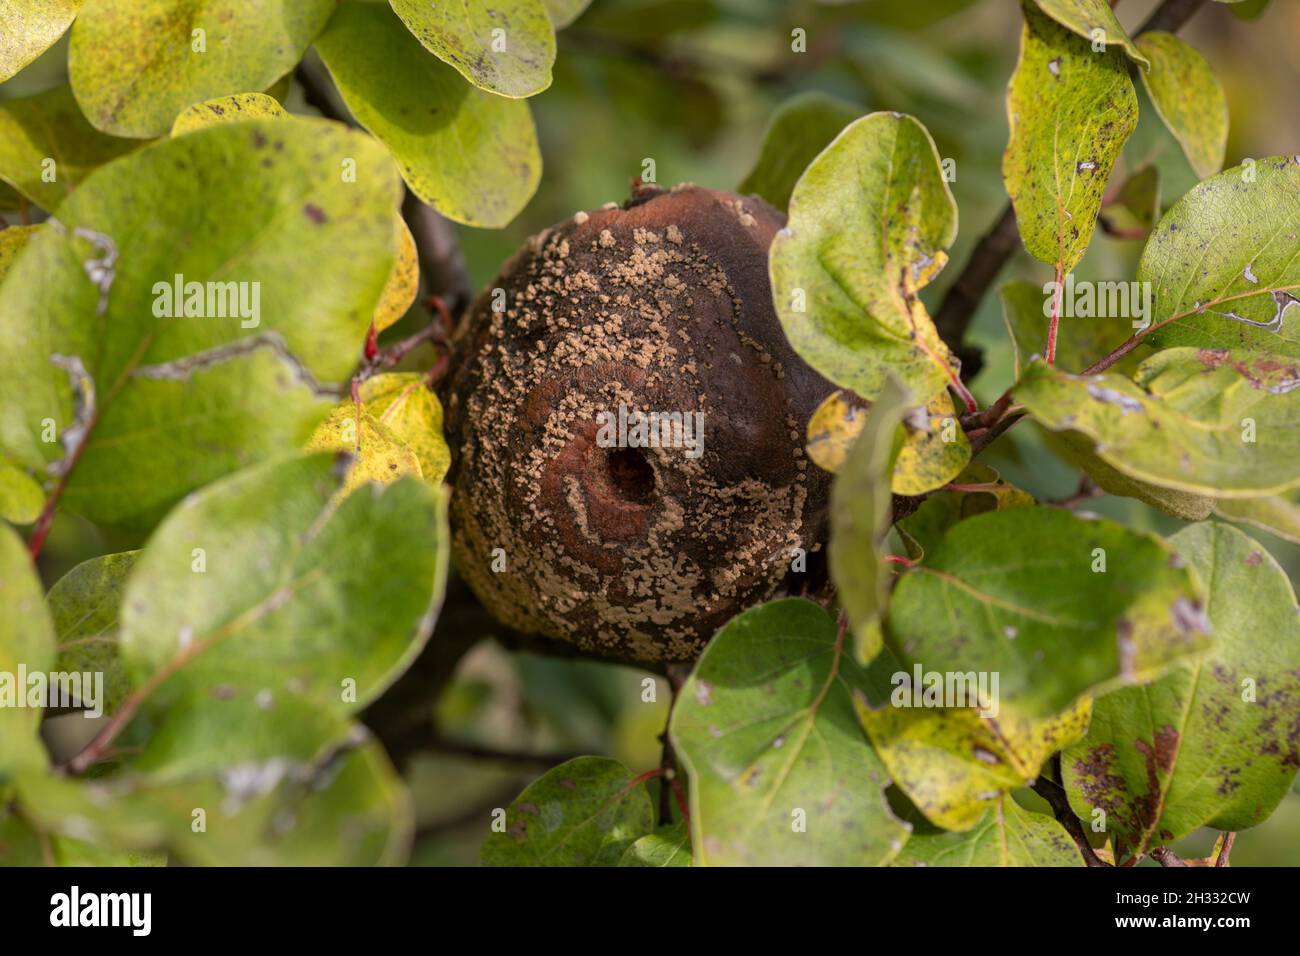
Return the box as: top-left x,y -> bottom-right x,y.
1004,1 -> 1138,272
1017,348 -> 1300,498
1064,522 -> 1300,863
170,93 -> 287,136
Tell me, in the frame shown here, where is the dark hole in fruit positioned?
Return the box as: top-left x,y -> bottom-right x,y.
606,447 -> 655,502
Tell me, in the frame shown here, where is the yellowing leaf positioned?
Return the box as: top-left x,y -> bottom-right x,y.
0,456 -> 43,525
1065,522 -> 1300,863
1031,0 -> 1149,67
317,2 -> 542,228
771,112 -> 962,404
359,373 -> 450,484
893,797 -> 1083,867
0,86 -> 138,211
1215,492 -> 1300,545
1137,157 -> 1300,356
170,92 -> 287,136
69,0 -> 335,138
388,0 -> 555,98
306,407 -> 422,495
808,388 -> 970,496
856,684 -> 1091,830
0,0 -> 82,82
0,118 -> 403,530
1135,32 -> 1228,179
1017,348 -> 1300,498
374,218 -> 419,332
1004,1 -> 1137,272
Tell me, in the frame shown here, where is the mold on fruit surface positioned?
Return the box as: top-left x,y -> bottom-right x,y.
442,184 -> 836,663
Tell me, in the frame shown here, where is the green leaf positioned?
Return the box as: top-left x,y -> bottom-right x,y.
737,91 -> 862,213
893,797 -> 1083,866
0,225 -> 39,282
999,278 -> 1140,377
1031,0 -> 1149,67
318,2 -> 542,228
896,462 -> 1034,562
887,507 -> 1210,717
770,111 -> 962,404
1135,33 -> 1228,180
0,182 -> 21,213
998,275 -> 1211,520
0,0 -> 82,82
806,387 -> 970,497
1004,1 -> 1138,271
1039,429 -> 1215,520
618,821 -> 691,866
0,85 -> 139,211
1064,522 -> 1300,863
388,0 -> 555,99
47,552 -> 138,717
69,0 -> 335,138
671,599 -> 910,865
1136,157 -> 1300,356
0,523 -> 55,776
0,802 -> 46,865
827,377 -> 907,664
1215,492 -> 1300,545
480,756 -> 655,866
16,697 -> 412,865
543,0 -> 592,29
0,117 -> 403,530
170,92 -> 287,136
1227,0 -> 1270,21
857,678 -> 1090,831
0,455 -> 43,525
166,94 -> 419,331
1107,164 -> 1161,234
358,373 -> 451,485
119,453 -> 448,715
1016,348 -> 1300,497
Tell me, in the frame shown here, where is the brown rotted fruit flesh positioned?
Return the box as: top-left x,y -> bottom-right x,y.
441,183 -> 836,664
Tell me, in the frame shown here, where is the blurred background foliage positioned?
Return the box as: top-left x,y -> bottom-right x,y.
7,0 -> 1298,865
